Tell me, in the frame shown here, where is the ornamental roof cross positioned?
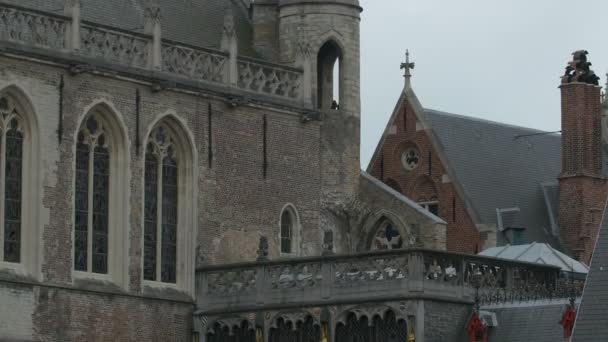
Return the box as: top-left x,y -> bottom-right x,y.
400,49 -> 415,89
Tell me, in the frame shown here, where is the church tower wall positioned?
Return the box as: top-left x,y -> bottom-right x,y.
278,1 -> 362,240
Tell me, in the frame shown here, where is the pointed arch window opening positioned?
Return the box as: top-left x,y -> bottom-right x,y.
280,210 -> 293,254
0,97 -> 23,264
144,125 -> 178,284
317,40 -> 343,111
74,115 -> 110,274
372,219 -> 403,251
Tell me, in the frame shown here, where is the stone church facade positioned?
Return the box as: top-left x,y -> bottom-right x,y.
0,0 -> 603,341
0,0 -> 451,340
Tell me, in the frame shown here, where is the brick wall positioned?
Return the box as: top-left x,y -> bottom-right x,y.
558,83 -> 607,263
423,300 -> 470,342
369,97 -> 484,254
0,52 -> 326,339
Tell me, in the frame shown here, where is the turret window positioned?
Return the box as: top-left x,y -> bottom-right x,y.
317,40 -> 343,110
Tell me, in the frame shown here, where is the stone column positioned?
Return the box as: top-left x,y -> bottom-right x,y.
144,0 -> 162,70
63,0 -> 81,51
221,7 -> 238,87
295,41 -> 313,108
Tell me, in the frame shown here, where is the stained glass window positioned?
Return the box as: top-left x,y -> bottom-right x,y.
0,98 -> 24,264
143,126 -> 179,284
73,116 -> 110,274
143,146 -> 158,281
280,211 -> 292,254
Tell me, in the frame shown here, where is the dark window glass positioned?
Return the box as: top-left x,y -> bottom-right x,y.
73,117 -> 110,274
161,155 -> 178,283
280,211 -> 292,254
92,141 -> 109,274
4,121 -> 22,263
428,203 -> 439,216
143,147 -> 158,281
74,134 -> 89,271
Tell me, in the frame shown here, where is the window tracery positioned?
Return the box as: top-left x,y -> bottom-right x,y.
0,97 -> 23,263
372,220 -> 403,251
144,125 -> 178,283
74,115 -> 110,274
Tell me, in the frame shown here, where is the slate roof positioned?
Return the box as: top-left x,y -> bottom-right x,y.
572,202 -> 608,341
2,0 -> 257,56
482,302 -> 575,342
422,109 -> 562,247
479,243 -> 589,274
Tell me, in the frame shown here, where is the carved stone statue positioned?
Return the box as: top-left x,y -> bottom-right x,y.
322,230 -> 334,256
257,236 -> 269,261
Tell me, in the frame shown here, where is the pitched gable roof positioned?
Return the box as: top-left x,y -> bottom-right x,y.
423,109 -> 562,246
571,201 -> 608,341
3,0 -> 257,57
367,87 -> 562,248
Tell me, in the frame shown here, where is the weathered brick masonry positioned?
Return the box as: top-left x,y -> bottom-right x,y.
369,97 -> 484,254
558,82 -> 607,263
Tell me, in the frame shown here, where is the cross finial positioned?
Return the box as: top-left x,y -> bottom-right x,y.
400,49 -> 415,90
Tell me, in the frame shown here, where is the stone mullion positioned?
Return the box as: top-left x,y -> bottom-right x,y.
155,153 -> 163,281
0,126 -> 6,260
86,142 -> 95,272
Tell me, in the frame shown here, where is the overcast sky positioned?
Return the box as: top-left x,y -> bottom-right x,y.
358,0 -> 608,167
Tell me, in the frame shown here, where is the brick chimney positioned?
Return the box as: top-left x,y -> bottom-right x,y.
558,50 -> 607,264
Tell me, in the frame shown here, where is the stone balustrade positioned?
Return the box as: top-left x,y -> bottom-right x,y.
0,3 -> 305,103
195,248 -> 561,315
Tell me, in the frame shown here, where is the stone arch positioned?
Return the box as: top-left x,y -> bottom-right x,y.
72,101 -> 129,287
279,203 -> 301,256
359,209 -> 412,251
316,37 -> 344,110
0,85 -> 41,277
141,111 -> 197,294
204,316 -> 255,342
268,310 -> 321,342
335,305 -> 409,342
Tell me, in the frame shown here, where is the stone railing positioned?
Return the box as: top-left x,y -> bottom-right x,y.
161,41 -> 228,84
0,3 -> 305,103
237,56 -> 302,100
0,4 -> 68,50
195,248 -> 561,314
80,22 -> 151,69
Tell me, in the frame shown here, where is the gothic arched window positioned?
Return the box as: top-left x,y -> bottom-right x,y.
317,40 -> 343,110
144,125 -> 180,283
371,219 -> 403,251
73,106 -> 128,285
0,97 -> 23,264
280,210 -> 293,254
74,115 -> 111,274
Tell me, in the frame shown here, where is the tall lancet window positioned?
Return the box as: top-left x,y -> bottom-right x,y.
0,97 -> 23,263
144,126 -> 178,283
74,115 -> 110,274
280,210 -> 293,254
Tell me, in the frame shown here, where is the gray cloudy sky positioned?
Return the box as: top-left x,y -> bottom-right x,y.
358,0 -> 608,167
